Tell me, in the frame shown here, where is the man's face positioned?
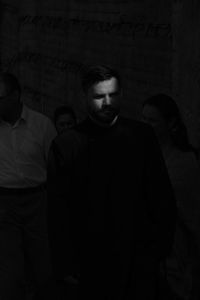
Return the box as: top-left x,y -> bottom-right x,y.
86,77 -> 121,124
56,113 -> 76,134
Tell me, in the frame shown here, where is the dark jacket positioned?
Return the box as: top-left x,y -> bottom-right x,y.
47,116 -> 177,299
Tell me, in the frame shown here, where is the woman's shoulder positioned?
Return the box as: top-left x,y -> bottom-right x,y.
168,148 -> 197,166
167,148 -> 200,184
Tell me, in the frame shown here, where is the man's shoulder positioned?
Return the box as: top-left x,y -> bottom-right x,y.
118,116 -> 154,137
24,105 -> 52,123
24,105 -> 56,138
53,117 -> 155,148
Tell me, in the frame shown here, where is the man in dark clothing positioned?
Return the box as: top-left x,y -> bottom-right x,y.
47,65 -> 177,299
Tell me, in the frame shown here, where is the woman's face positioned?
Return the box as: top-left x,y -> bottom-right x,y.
142,104 -> 170,141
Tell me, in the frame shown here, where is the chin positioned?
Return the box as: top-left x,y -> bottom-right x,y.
97,115 -> 114,123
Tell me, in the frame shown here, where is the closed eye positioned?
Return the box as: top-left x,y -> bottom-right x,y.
93,92 -> 120,100
93,94 -> 104,100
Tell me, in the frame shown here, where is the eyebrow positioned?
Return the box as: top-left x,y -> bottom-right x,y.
93,91 -> 120,98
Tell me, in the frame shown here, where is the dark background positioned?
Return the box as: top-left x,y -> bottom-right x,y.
1,0 -> 200,148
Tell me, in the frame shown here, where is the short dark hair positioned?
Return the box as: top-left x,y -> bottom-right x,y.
0,72 -> 21,95
81,65 -> 121,94
54,105 -> 77,124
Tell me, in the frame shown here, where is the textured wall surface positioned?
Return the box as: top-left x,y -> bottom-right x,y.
172,0 -> 200,147
0,0 -> 172,122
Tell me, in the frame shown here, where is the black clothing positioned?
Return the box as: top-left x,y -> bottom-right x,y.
47,117 -> 177,299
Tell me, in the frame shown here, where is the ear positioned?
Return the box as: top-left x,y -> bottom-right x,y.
83,91 -> 90,110
119,87 -> 123,97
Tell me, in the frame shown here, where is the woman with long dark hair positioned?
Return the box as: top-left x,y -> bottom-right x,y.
142,93 -> 200,300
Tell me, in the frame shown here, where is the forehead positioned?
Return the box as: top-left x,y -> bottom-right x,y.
142,105 -> 163,119
57,113 -> 74,122
90,77 -> 119,94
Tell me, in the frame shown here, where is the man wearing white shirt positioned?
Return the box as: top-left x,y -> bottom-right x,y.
0,72 -> 57,300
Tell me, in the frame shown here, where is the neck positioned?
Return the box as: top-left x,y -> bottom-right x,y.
3,102 -> 23,125
88,114 -> 118,128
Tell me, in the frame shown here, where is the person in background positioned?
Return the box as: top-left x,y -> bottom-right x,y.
54,105 -> 77,135
47,65 -> 177,300
142,93 -> 200,300
0,72 -> 57,300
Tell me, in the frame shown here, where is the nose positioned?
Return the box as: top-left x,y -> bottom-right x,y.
103,94 -> 111,106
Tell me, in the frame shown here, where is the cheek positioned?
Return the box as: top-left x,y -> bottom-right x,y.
89,100 -> 102,111
154,122 -> 168,136
56,122 -> 63,130
112,97 -> 120,107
